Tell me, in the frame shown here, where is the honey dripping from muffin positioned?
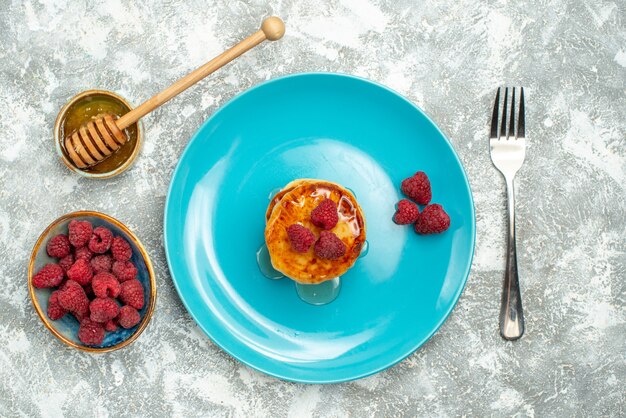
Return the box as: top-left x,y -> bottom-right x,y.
256,244 -> 284,280
295,277 -> 342,305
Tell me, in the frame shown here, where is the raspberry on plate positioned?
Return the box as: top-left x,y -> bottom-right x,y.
78,318 -> 105,346
414,204 -> 450,235
119,279 -> 144,310
47,290 -> 67,320
111,236 -> 132,261
314,231 -> 346,260
90,297 -> 120,323
286,224 -> 316,253
66,258 -> 93,286
112,260 -> 137,282
92,272 -> 121,298
88,227 -> 113,254
91,254 -> 113,274
32,263 -> 64,288
401,171 -> 432,205
68,220 -> 92,248
393,199 -> 420,225
46,234 -> 71,258
310,198 -> 339,230
118,306 -> 141,329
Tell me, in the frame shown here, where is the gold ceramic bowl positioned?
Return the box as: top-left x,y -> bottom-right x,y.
28,211 -> 156,353
54,90 -> 142,179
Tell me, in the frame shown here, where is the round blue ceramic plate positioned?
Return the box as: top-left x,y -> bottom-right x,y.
164,73 -> 475,383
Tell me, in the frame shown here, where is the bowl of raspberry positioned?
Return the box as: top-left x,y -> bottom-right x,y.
28,211 -> 156,352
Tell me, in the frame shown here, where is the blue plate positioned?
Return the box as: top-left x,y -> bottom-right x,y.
164,73 -> 475,383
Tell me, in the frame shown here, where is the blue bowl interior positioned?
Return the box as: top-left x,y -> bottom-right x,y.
32,215 -> 151,349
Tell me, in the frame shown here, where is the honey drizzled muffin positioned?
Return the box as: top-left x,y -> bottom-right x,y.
264,179 -> 366,284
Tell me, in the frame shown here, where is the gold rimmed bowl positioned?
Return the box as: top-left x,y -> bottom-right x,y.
28,211 -> 156,352
54,90 -> 142,179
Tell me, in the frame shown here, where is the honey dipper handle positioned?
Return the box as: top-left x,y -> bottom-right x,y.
116,16 -> 285,130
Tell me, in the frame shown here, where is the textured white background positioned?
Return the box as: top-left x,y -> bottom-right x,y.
0,0 -> 624,417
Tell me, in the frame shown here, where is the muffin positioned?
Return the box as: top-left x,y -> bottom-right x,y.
265,179 -> 366,284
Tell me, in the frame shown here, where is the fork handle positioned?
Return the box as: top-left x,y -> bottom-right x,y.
499,177 -> 525,340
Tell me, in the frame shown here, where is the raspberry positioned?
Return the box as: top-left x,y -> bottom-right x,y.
393,199 -> 420,225
414,204 -> 450,234
120,279 -> 144,310
46,234 -> 71,258
112,260 -> 137,282
89,297 -> 120,323
314,231 -> 346,260
78,318 -> 105,346
118,306 -> 141,329
32,263 -> 64,288
92,272 -> 121,298
111,236 -> 132,261
68,220 -> 92,248
74,246 -> 93,262
83,283 -> 94,298
88,227 -> 113,254
57,280 -> 90,317
72,311 -> 88,323
286,224 -> 316,253
47,290 -> 67,320
401,171 -> 432,205
310,198 -> 339,230
58,254 -> 75,272
104,318 -> 118,332
66,258 -> 93,286
90,254 -> 112,273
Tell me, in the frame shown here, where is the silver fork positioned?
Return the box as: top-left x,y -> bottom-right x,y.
490,87 -> 526,341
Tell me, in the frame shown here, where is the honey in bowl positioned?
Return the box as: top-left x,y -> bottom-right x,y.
56,91 -> 140,176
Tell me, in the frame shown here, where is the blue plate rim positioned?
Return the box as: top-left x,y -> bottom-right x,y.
163,72 -> 476,384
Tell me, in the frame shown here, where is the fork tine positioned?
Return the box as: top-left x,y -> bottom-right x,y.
500,87 -> 508,138
508,87 -> 516,138
490,88 -> 501,138
518,87 -> 525,138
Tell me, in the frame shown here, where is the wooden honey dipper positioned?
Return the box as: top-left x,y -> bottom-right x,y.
64,16 -> 285,169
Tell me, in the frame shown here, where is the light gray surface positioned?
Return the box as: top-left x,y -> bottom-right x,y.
0,0 -> 624,417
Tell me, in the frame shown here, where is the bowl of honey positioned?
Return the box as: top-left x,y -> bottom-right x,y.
54,90 -> 142,179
